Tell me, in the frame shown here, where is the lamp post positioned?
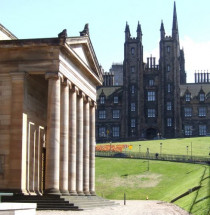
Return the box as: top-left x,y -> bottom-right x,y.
106,129 -> 109,142
147,148 -> 150,171
191,142 -> 192,160
160,143 -> 162,156
186,146 -> 189,157
139,144 -> 141,153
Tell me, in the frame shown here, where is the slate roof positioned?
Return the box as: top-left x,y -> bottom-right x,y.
97,86 -> 123,100
180,83 -> 210,98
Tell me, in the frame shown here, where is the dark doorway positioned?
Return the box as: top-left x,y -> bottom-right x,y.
146,128 -> 157,139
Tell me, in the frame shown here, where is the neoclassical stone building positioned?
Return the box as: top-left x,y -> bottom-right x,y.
0,24 -> 103,196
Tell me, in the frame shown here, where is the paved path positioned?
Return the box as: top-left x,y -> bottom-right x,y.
37,200 -> 190,215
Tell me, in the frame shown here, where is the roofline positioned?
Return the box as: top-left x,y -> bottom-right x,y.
0,36 -> 103,85
0,23 -> 18,39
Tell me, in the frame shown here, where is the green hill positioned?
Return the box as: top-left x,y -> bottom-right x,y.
95,157 -> 210,215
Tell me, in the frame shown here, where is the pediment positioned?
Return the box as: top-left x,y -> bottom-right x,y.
66,37 -> 103,84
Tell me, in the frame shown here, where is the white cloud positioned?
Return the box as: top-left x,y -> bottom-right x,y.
181,36 -> 210,83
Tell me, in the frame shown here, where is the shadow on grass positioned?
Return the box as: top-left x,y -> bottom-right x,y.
189,165 -> 210,215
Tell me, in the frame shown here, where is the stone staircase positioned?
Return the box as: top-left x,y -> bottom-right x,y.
1,195 -> 81,211
1,194 -> 118,210
61,195 -> 119,209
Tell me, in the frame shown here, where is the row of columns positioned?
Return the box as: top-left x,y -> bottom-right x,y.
45,72 -> 96,196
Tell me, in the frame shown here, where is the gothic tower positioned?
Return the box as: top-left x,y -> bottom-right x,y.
122,22 -> 144,139
159,2 -> 185,138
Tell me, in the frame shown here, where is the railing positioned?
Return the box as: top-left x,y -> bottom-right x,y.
95,151 -> 210,164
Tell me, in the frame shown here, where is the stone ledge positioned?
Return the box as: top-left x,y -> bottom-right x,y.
0,203 -> 37,215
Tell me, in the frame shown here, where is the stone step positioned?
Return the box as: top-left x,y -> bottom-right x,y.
36,207 -> 82,211
1,195 -> 118,210
1,195 -> 81,211
62,196 -> 119,209
3,199 -> 74,205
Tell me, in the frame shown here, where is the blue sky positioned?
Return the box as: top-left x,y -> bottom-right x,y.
1,0 -> 210,83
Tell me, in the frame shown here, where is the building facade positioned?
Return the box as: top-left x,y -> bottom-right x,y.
96,3 -> 210,142
0,24 -> 103,195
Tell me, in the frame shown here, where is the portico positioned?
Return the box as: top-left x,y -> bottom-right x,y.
0,27 -> 103,196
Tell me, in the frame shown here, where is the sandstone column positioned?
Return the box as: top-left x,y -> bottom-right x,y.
9,72 -> 27,194
83,97 -> 90,195
45,72 -> 61,195
89,102 -> 96,195
76,92 -> 84,195
69,86 -> 77,195
60,80 -> 69,195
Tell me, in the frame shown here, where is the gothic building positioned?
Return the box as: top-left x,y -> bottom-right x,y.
96,2 -> 210,142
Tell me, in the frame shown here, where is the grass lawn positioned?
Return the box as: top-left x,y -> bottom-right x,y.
98,137 -> 210,157
95,157 -> 210,215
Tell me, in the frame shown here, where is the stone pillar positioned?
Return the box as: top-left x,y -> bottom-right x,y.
9,72 -> 27,194
45,72 -> 61,195
83,97 -> 90,195
76,92 -> 84,195
69,86 -> 77,195
60,80 -> 69,195
89,102 -> 96,195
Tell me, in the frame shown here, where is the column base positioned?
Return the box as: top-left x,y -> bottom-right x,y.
44,188 -> 61,196
77,191 -> 85,196
60,190 -> 70,196
84,191 -> 91,196
69,191 -> 78,196
90,191 -> 96,196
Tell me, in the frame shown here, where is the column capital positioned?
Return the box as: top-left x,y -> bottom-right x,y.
45,72 -> 63,80
90,100 -> 97,108
61,78 -> 72,87
78,91 -> 86,99
70,85 -> 80,95
10,72 -> 26,81
84,96 -> 92,104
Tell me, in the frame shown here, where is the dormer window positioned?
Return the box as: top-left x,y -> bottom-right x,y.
114,96 -> 119,104
100,96 -> 105,104
185,93 -> 191,102
199,93 -> 205,102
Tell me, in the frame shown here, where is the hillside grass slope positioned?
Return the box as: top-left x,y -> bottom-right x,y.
95,157 -> 210,215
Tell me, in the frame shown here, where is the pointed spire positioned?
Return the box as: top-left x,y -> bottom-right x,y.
137,21 -> 142,40
160,20 -> 165,39
172,1 -> 179,40
125,21 -> 131,41
172,1 -> 178,30
160,20 -> 165,31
